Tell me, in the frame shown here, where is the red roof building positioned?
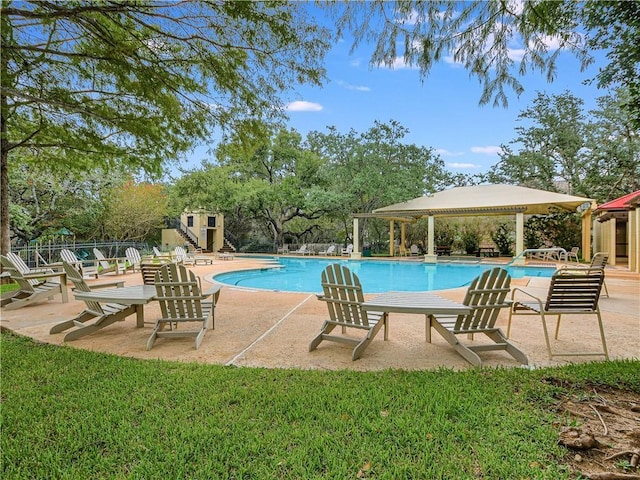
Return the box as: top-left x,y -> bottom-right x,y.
593,191 -> 640,273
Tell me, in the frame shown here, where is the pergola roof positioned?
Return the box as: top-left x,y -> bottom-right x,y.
372,184 -> 593,217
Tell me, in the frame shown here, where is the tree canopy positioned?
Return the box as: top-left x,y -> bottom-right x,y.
0,0 -> 331,252
331,0 -> 639,122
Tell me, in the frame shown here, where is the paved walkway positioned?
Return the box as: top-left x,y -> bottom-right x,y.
1,256 -> 638,371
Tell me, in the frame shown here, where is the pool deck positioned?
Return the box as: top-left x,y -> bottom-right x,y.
1,255 -> 638,371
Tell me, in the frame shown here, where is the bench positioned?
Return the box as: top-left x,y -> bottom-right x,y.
436,246 -> 451,256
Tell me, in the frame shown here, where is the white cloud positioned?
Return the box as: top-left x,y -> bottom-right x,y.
447,162 -> 480,169
286,101 -> 323,112
350,58 -> 361,67
336,80 -> 371,92
436,148 -> 464,157
471,146 -> 502,155
377,56 -> 419,70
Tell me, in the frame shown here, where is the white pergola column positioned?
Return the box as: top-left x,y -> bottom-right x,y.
389,220 -> 395,257
581,206 -> 593,262
513,212 -> 525,265
424,215 -> 437,263
632,207 -> 640,273
400,223 -> 407,256
351,217 -> 361,258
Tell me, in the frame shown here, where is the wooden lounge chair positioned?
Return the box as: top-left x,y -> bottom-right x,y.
309,264 -> 388,360
291,244 -> 311,255
6,251 -> 53,286
93,248 -> 125,275
60,248 -> 99,279
125,247 -> 142,272
49,262 -> 130,342
429,267 -> 528,366
341,244 -> 353,256
507,267 -> 608,360
173,246 -> 196,265
147,263 -> 221,350
0,255 -> 68,310
319,245 -> 336,256
140,262 -> 167,285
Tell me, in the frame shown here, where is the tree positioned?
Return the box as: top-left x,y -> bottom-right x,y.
582,88 -> 640,202
1,0 -> 331,253
7,161 -> 128,243
582,1 -> 640,128
486,88 -> 639,202
331,1 -> 639,119
102,180 -> 168,241
487,91 -> 588,194
307,120 -> 451,244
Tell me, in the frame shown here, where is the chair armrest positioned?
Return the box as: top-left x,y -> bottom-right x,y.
90,281 -> 126,289
23,271 -> 67,281
202,285 -> 222,299
510,287 -> 544,309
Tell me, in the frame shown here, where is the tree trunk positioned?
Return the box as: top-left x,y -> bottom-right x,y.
1,84 -> 10,255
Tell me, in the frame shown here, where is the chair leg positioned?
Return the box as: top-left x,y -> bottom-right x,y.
485,330 -> 528,365
430,321 -> 482,366
554,314 -> 563,339
596,311 -> 609,360
309,321 -> 333,352
50,311 -> 95,334
539,312 -> 554,359
506,308 -> 514,338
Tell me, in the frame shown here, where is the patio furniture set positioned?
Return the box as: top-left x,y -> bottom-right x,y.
2,250 -> 610,366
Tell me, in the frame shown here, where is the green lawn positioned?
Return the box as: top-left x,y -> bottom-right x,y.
2,331 -> 638,479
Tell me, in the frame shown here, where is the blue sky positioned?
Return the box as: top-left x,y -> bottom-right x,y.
186,7 -> 607,177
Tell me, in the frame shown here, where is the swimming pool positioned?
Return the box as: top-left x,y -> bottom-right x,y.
213,257 -> 555,293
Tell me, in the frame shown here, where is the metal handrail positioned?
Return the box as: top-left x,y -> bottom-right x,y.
179,221 -> 199,245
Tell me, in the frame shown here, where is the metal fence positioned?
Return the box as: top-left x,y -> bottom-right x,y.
11,241 -> 150,269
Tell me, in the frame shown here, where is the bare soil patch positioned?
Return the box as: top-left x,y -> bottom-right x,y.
551,381 -> 640,479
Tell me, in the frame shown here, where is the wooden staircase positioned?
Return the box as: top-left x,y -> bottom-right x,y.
217,237 -> 236,254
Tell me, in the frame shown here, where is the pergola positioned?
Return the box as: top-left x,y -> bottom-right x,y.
351,184 -> 594,263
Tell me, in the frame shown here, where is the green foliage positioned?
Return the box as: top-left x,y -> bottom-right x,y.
525,213 -> 581,251
1,0 -> 331,252
491,223 -> 514,256
434,219 -> 457,248
459,220 -> 483,254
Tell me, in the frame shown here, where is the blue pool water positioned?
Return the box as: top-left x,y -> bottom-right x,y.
213,257 -> 555,293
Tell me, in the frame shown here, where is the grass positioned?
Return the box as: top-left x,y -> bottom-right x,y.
0,282 -> 19,294
2,332 -> 639,479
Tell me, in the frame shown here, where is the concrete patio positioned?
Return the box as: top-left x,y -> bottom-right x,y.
1,256 -> 638,371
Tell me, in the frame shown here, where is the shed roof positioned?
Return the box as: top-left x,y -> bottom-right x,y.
595,190 -> 640,212
372,184 -> 593,217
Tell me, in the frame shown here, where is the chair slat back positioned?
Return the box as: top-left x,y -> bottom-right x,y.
154,263 -> 206,322
455,267 -> 511,331
140,262 -> 165,285
0,255 -> 35,292
320,264 -> 370,327
125,247 -> 141,267
545,268 -> 604,312
62,261 -> 105,315
60,249 -> 79,264
93,248 -> 110,269
7,252 -> 42,286
590,252 -> 609,268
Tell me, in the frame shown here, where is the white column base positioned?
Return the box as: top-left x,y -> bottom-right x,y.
423,254 -> 438,263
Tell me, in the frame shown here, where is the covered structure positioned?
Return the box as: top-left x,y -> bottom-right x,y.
593,190 -> 640,273
350,184 -> 594,264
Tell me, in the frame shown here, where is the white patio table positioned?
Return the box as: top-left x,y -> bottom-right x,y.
73,285 -> 157,327
361,291 -> 472,341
